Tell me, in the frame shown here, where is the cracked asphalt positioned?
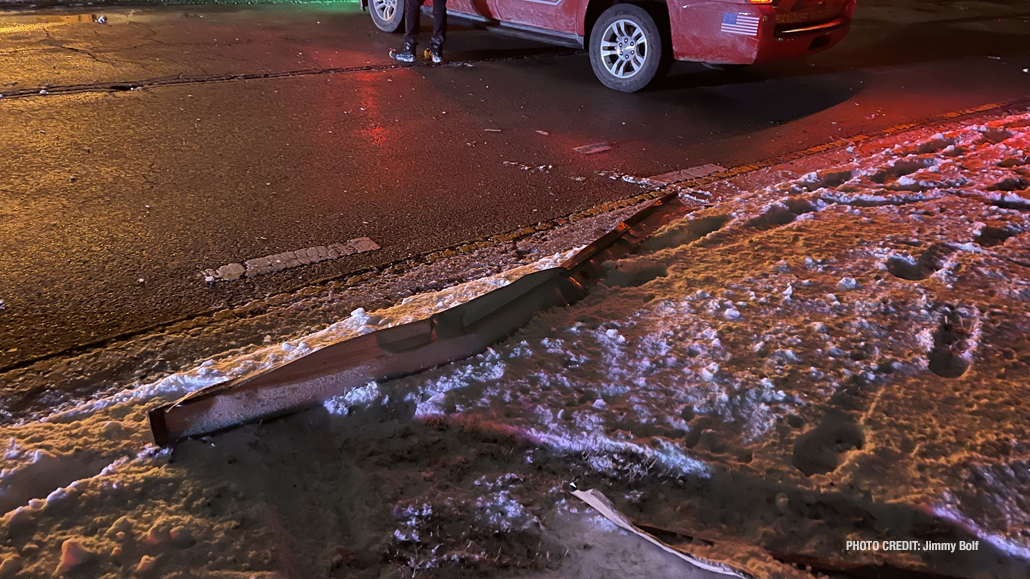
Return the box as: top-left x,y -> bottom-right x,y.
1,0 -> 1029,370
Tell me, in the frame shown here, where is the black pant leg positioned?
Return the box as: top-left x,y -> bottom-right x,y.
431,0 -> 446,47
404,0 -> 423,45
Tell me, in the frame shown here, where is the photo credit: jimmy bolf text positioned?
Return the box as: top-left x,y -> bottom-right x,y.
845,541 -> 980,553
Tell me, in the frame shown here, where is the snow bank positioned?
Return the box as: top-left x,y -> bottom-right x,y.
0,250 -> 579,579
387,112 -> 1030,577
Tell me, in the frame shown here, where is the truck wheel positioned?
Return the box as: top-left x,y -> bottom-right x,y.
589,4 -> 667,92
370,0 -> 403,32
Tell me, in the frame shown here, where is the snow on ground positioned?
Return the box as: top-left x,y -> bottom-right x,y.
3,113 -> 1030,579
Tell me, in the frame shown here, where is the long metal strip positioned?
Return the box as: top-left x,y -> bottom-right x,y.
148,192 -> 692,445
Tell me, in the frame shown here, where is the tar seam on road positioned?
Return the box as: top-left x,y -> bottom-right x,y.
2,98 -> 1028,375
0,50 -> 581,99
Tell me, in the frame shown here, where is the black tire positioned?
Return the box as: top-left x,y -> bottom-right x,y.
589,4 -> 667,92
370,0 -> 404,33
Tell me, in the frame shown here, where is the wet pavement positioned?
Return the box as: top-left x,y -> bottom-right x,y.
1,0 -> 1029,370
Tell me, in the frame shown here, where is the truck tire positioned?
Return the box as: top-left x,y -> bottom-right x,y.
370,0 -> 404,32
589,4 -> 667,92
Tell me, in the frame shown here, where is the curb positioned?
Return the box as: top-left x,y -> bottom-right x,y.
148,192 -> 695,444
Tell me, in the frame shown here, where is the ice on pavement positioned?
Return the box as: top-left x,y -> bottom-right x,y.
3,113 -> 1030,578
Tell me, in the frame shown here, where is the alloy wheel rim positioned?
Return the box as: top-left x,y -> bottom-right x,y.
599,18 -> 648,79
373,0 -> 397,21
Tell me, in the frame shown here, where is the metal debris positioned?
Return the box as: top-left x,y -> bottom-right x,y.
573,142 -> 612,155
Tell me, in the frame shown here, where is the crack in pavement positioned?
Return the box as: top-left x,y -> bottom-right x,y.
0,49 -> 581,99
38,23 -> 119,66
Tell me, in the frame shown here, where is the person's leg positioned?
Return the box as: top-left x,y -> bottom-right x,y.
430,0 -> 446,49
391,0 -> 422,61
404,0 -> 424,46
428,0 -> 446,62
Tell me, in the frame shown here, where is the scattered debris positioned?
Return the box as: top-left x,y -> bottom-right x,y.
484,128 -> 502,133
535,130 -> 550,136
597,170 -> 655,188
0,299 -> 6,310
574,142 -> 612,155
503,161 -> 552,172
572,489 -> 752,578
96,15 -> 107,24
39,89 -> 48,96
669,187 -> 713,203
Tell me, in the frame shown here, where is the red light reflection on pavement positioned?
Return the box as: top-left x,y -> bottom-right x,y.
353,71 -> 390,148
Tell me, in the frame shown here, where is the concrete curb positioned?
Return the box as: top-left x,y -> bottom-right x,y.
148,192 -> 695,445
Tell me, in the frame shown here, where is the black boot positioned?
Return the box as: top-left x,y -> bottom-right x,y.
428,42 -> 443,64
390,41 -> 417,63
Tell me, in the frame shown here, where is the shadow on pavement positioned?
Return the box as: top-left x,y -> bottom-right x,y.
169,398 -> 1030,579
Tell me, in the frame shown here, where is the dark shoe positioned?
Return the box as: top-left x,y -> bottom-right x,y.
390,42 -> 417,63
428,44 -> 443,64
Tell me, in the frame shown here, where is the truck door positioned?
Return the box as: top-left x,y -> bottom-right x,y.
495,0 -> 579,36
467,0 -> 502,20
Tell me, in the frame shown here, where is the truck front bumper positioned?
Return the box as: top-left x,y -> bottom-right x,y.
753,16 -> 850,64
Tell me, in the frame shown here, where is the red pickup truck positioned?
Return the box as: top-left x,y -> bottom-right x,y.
362,0 -> 854,92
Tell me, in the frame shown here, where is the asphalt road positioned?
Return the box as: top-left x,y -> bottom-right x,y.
1,0 -> 1029,370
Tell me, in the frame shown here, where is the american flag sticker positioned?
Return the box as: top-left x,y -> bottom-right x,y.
721,12 -> 761,36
